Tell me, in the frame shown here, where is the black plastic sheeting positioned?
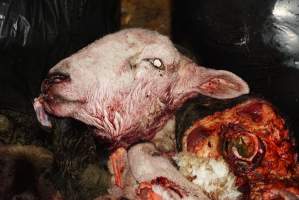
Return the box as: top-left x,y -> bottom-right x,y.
172,0 -> 299,136
0,0 -> 120,113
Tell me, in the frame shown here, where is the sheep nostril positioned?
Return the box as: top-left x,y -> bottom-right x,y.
46,72 -> 70,83
41,72 -> 70,93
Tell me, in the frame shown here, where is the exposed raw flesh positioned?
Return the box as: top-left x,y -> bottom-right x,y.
181,98 -> 299,199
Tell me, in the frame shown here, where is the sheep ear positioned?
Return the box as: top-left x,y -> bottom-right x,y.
198,69 -> 249,99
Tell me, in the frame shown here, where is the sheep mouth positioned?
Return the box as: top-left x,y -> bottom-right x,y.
43,93 -> 74,105
33,92 -> 85,128
41,91 -> 86,109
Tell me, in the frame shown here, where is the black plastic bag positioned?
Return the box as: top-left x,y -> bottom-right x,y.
0,0 -> 120,113
172,0 -> 299,136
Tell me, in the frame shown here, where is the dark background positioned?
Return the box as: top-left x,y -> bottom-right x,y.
0,0 -> 120,113
172,0 -> 299,138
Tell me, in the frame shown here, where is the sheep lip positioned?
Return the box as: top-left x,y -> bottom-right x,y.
42,93 -> 84,105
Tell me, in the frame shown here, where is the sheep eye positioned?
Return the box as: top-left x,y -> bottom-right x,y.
152,152 -> 161,157
148,58 -> 165,70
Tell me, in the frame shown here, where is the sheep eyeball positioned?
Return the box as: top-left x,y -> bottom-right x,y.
148,58 -> 164,70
